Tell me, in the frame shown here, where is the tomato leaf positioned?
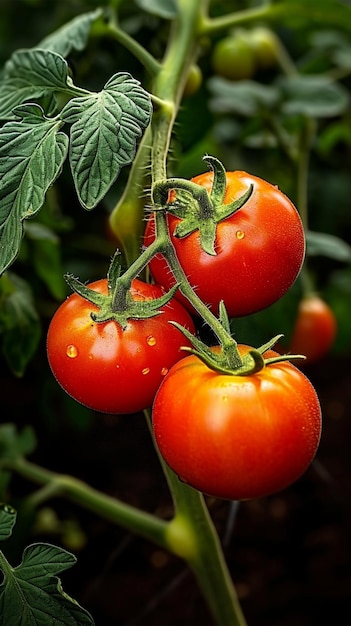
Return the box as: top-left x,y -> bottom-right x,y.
0,272 -> 41,376
0,504 -> 17,542
306,230 -> 351,261
61,73 -> 152,209
0,49 -> 75,120
0,542 -> 94,625
0,104 -> 68,274
279,75 -> 350,118
208,78 -> 280,117
134,0 -> 178,19
0,423 -> 37,462
25,223 -> 67,300
37,9 -> 104,57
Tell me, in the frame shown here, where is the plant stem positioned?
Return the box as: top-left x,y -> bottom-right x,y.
109,126 -> 152,266
4,457 -> 169,550
144,410 -> 247,626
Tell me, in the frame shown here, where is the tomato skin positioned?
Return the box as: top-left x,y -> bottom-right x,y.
289,296 -> 337,364
183,64 -> 203,97
152,345 -> 321,500
212,35 -> 256,81
47,279 -> 195,414
249,27 -> 278,70
144,171 -> 305,317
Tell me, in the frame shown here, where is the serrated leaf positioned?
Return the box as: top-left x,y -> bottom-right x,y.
38,9 -> 104,57
208,78 -> 280,116
134,0 -> 178,18
0,424 -> 37,462
61,72 -> 152,209
279,75 -> 350,117
0,505 -> 17,542
0,543 -> 94,625
0,49 -> 73,120
0,104 -> 69,274
306,230 -> 351,261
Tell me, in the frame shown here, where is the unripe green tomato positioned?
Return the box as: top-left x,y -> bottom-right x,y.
249,27 -> 278,69
183,64 -> 203,97
212,35 -> 256,81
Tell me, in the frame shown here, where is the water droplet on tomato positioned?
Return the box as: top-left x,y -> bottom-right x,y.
236,230 -> 245,240
142,367 -> 150,375
161,367 -> 168,376
66,345 -> 78,358
147,335 -> 156,346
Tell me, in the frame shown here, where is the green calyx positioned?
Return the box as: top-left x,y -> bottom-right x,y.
64,251 -> 179,330
152,155 -> 253,255
171,319 -> 305,376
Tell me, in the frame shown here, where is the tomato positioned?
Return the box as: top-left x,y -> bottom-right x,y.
152,345 -> 321,500
47,279 -> 195,414
212,34 -> 256,81
144,170 -> 305,317
183,64 -> 203,97
289,295 -> 337,364
249,27 -> 278,70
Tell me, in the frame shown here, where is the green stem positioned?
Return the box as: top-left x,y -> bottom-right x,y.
198,3 -> 274,35
109,126 -> 152,266
103,20 -> 161,77
3,458 -> 168,550
144,410 -> 247,626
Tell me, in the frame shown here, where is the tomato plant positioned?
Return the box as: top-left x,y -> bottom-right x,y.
288,295 -> 337,364
145,169 -> 305,317
47,278 -> 195,414
152,345 -> 322,501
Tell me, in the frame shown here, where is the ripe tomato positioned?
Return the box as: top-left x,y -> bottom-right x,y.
152,345 -> 321,500
47,279 -> 195,414
144,170 -> 305,317
212,34 -> 256,81
289,295 -> 337,364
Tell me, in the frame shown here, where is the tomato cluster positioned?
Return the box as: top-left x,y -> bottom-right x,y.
47,161 -> 322,501
212,27 -> 278,81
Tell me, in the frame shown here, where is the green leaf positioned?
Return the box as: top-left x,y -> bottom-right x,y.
134,0 -> 178,18
37,9 -> 104,57
0,505 -> 17,542
0,424 -> 37,462
306,230 -> 351,261
208,78 -> 280,116
0,49 -> 73,120
61,73 -> 152,209
0,104 -> 68,274
279,75 -> 350,117
267,0 -> 351,34
25,223 -> 67,300
0,273 -> 41,376
0,543 -> 94,625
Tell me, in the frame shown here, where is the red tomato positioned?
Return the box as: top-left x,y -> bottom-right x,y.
152,345 -> 321,500
144,170 -> 305,317
289,295 -> 337,364
47,279 -> 195,414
